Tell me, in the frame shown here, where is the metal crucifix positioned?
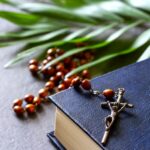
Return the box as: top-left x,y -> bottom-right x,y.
101,88 -> 134,145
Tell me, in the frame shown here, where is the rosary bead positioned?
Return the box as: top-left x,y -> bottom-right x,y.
63,69 -> 69,74
56,71 -> 64,80
81,79 -> 91,90
25,104 -> 36,114
41,68 -> 48,75
70,74 -> 78,80
102,89 -> 115,99
71,76 -> 81,87
45,81 -> 55,91
58,84 -> 66,91
56,49 -> 64,56
41,67 -> 55,76
82,70 -> 90,79
84,52 -> 92,60
70,61 -> 78,69
56,63 -> 65,72
38,88 -> 49,98
29,59 -> 38,66
33,97 -> 41,106
63,78 -> 72,88
47,67 -> 55,76
47,48 -> 56,56
13,106 -> 24,115
29,65 -> 39,74
13,99 -> 22,107
47,56 -> 54,62
49,76 -> 59,84
42,59 -> 48,65
80,59 -> 87,65
64,57 -> 72,65
24,94 -> 34,103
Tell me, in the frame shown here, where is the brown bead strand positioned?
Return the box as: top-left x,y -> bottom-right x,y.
72,78 -> 115,100
13,46 -> 94,116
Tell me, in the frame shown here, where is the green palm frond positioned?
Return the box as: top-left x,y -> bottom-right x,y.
0,0 -> 150,77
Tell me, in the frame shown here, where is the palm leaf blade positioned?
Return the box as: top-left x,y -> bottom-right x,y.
66,28 -> 150,77
0,11 -> 41,26
137,45 -> 150,61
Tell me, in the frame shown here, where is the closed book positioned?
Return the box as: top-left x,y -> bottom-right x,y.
48,58 -> 150,150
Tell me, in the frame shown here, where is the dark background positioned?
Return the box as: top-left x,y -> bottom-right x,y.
0,2 -> 56,150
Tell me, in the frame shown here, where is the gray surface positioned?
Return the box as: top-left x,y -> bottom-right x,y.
0,3 -> 56,150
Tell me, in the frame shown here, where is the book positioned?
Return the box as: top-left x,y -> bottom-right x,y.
48,58 -> 150,150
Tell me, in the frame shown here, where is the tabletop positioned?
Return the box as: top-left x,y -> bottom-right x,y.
0,2 -> 56,150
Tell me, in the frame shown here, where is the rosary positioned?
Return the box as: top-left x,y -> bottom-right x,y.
12,46 -> 134,145
12,46 -> 94,115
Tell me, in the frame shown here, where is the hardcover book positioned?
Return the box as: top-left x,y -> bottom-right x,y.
48,58 -> 150,150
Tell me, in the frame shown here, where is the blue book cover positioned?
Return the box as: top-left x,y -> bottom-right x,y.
49,58 -> 150,150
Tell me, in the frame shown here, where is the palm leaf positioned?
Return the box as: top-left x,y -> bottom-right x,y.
0,0 -> 150,77
137,45 -> 150,61
66,28 -> 150,77
44,21 -> 142,69
97,1 -> 150,21
124,0 -> 150,12
0,28 -> 56,39
0,28 -> 68,47
0,11 -> 42,26
18,3 -> 96,24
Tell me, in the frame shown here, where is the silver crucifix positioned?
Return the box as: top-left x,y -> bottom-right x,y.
101,88 -> 134,145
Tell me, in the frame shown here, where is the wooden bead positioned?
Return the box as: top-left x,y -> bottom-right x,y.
80,59 -> 87,65
63,69 -> 69,75
45,81 -> 55,91
33,97 -> 41,106
47,67 -> 55,76
56,49 -> 64,56
63,78 -> 72,88
49,76 -> 59,84
82,70 -> 90,79
64,57 -> 72,65
13,99 -> 22,107
41,68 -> 48,75
24,94 -> 34,103
56,71 -> 64,80
58,84 -> 66,91
25,104 -> 36,114
47,56 -> 54,61
42,59 -> 48,65
71,76 -> 81,87
38,88 -> 49,98
29,59 -> 38,66
70,61 -> 78,69
41,67 -> 55,76
13,106 -> 24,115
56,63 -> 65,72
81,79 -> 91,90
47,48 -> 56,56
70,74 -> 78,80
84,52 -> 92,60
29,65 -> 39,74
102,89 -> 115,99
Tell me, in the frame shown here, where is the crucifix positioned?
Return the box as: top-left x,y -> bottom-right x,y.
101,88 -> 134,145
